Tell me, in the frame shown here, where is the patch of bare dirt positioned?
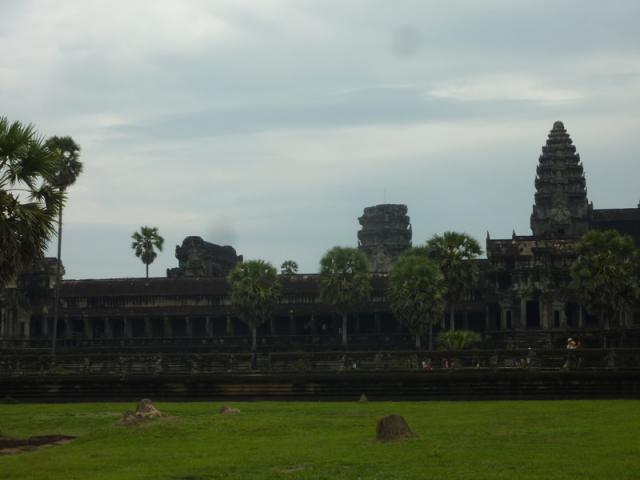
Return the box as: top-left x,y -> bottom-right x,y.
0,435 -> 76,455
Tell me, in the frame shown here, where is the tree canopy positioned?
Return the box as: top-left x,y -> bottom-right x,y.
387,248 -> 447,349
131,226 -> 164,278
318,246 -> 370,346
425,231 -> 482,330
0,117 -> 62,286
570,230 -> 639,327
228,259 -> 281,351
280,260 -> 298,275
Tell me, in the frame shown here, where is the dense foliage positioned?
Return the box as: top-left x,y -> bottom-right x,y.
425,231 -> 482,330
570,230 -> 639,327
131,226 -> 164,278
228,259 -> 281,351
0,117 -> 62,286
318,246 -> 370,345
437,329 -> 482,350
387,248 -> 446,349
280,260 -> 298,275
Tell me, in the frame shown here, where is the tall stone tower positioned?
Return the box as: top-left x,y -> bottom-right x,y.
357,204 -> 412,272
530,121 -> 590,237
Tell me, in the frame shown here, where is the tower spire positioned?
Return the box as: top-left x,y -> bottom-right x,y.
530,121 -> 589,237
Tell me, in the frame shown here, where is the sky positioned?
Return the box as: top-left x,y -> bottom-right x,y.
1,0 -> 639,279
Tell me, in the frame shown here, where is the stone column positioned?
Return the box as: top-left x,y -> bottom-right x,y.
123,316 -> 132,338
163,315 -> 171,338
83,314 -> 92,339
226,315 -> 234,336
64,316 -> 72,339
144,316 -> 152,338
104,317 -> 112,338
205,316 -> 212,337
520,298 -> 527,330
289,312 -> 295,335
185,316 -> 193,337
42,315 -> 49,337
310,313 -> 317,337
499,304 -> 508,330
463,311 -> 469,330
539,299 -> 549,330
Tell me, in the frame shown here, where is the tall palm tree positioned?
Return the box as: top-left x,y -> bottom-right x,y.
318,246 -> 370,346
570,230 -> 639,330
1,117 -> 62,287
425,231 -> 482,331
387,248 -> 447,350
228,260 -> 281,351
46,136 -> 82,357
131,226 -> 164,278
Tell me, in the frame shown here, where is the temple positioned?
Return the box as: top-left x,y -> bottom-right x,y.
1,121 -> 639,349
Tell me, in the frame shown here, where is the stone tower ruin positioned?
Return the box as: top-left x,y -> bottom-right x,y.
357,204 -> 412,272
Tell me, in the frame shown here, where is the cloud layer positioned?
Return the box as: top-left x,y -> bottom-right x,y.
1,0 -> 639,278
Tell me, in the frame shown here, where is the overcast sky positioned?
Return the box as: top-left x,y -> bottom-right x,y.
2,0 -> 639,279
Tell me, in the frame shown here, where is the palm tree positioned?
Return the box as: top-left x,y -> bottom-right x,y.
46,136 -> 82,357
425,231 -> 482,331
131,226 -> 164,278
570,230 -> 639,329
228,260 -> 281,351
318,246 -> 370,346
387,248 -> 447,349
1,117 -> 62,287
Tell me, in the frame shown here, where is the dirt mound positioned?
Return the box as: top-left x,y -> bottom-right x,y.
0,435 -> 75,454
375,415 -> 417,442
120,399 -> 163,425
219,406 -> 241,415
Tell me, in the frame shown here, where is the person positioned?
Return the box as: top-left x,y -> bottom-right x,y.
422,359 -> 432,371
566,338 -> 577,350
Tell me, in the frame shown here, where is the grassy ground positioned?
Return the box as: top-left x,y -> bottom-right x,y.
0,400 -> 639,480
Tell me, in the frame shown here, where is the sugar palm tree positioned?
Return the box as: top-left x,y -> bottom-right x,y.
570,230 -> 639,329
1,117 -> 62,287
46,136 -> 82,357
387,248 -> 447,349
425,231 -> 482,331
318,246 -> 370,346
228,260 -> 281,351
131,226 -> 164,278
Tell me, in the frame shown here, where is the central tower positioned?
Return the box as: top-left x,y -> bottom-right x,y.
357,204 -> 412,272
530,121 -> 590,237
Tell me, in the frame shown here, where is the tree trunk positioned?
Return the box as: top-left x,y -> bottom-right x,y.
252,325 -> 257,352
449,307 -> 455,331
415,333 -> 421,349
51,206 -> 63,358
428,323 -> 433,351
146,263 -> 149,279
341,313 -> 348,346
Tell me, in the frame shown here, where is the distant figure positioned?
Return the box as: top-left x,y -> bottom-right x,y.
567,338 -> 577,350
422,359 -> 432,372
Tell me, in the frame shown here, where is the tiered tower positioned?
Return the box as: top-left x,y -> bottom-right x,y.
530,121 -> 590,237
357,204 -> 412,272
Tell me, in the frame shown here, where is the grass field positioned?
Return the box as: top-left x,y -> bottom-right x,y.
1,400 -> 639,480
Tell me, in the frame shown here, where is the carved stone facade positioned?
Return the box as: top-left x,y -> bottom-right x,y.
166,236 -> 242,278
357,204 -> 412,272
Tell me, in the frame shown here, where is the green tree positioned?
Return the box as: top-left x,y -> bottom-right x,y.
280,260 -> 298,275
387,248 -> 446,349
437,330 -> 482,350
0,117 -> 62,287
228,260 -> 281,351
131,226 -> 164,278
46,136 -> 82,357
570,230 -> 639,329
318,246 -> 370,346
425,231 -> 482,331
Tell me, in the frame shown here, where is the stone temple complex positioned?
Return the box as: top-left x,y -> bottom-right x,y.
1,121 -> 639,349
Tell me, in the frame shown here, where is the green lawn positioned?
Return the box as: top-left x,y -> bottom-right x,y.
1,400 -> 639,480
